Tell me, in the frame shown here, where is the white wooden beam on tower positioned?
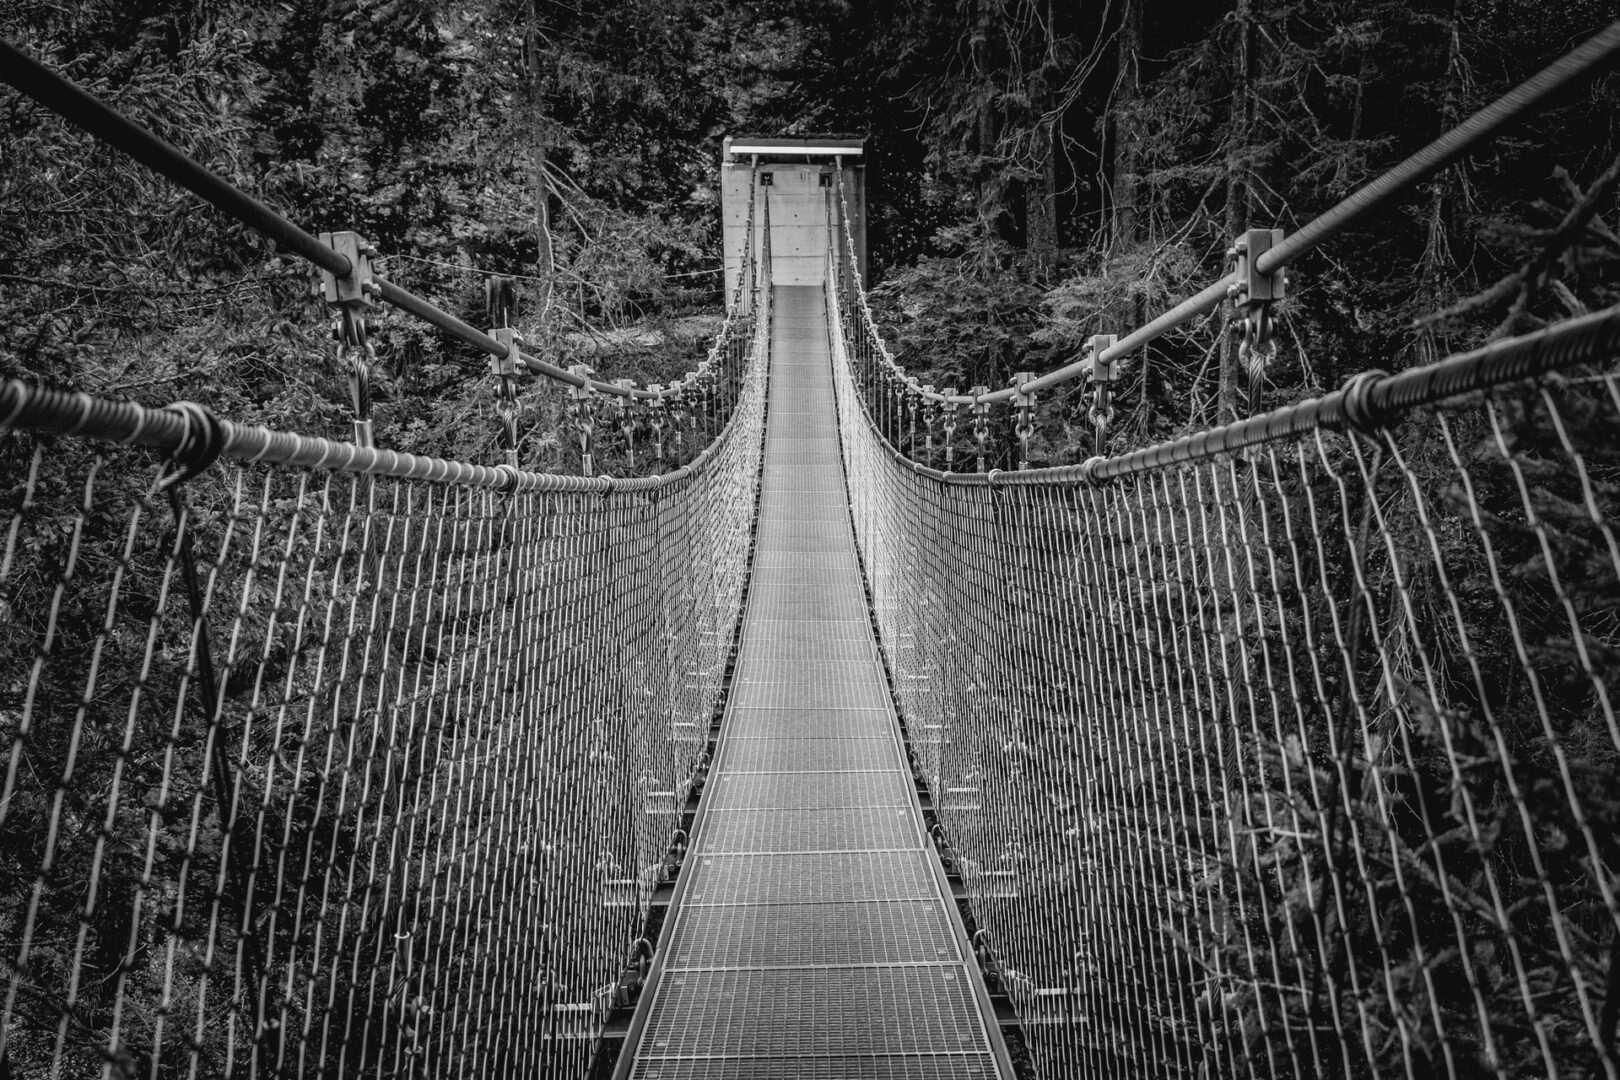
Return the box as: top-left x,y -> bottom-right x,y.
721,135 -> 867,308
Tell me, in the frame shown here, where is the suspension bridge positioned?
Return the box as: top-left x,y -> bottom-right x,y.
2,26 -> 1620,1080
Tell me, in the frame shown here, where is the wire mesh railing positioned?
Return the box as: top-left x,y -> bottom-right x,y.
828,235 -> 1620,1077
0,230 -> 770,1080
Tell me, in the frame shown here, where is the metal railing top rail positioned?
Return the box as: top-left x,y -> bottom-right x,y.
833,20 -> 1620,408
0,37 -> 754,404
0,364 -> 765,492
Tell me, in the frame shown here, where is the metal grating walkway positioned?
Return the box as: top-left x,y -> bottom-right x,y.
624,286 -> 1008,1079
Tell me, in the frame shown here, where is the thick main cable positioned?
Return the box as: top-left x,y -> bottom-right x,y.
0,38 -> 692,403
0,37 -> 351,277
825,22 -> 1620,409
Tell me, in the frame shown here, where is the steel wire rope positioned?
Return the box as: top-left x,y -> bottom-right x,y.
0,39 -> 760,408
825,183 -> 1620,1076
0,186 -> 772,1080
822,24 -> 1620,416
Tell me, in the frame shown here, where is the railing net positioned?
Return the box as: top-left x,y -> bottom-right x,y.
829,264 -> 1620,1078
0,273 -> 769,1080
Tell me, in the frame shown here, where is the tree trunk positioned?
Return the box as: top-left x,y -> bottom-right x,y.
525,4 -> 556,346
1218,0 -> 1255,426
1415,0 -> 1464,367
1110,0 -> 1144,248
972,0 -> 1005,233
1024,0 -> 1059,280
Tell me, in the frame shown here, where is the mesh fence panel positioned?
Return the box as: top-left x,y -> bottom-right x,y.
0,292 -> 768,1079
830,271 -> 1620,1079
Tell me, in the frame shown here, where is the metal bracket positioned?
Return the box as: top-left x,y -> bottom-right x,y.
318,231 -> 378,309
489,327 -> 524,378
1086,336 -> 1119,455
1229,227 -> 1286,309
1228,227 -> 1286,389
318,231 -> 380,446
1088,335 -> 1119,384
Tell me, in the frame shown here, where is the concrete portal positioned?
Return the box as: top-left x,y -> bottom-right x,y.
722,136 -> 866,304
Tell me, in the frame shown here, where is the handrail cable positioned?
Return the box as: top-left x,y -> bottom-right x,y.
829,158 -> 1620,479
835,20 -> 1620,407
0,357 -> 762,492
0,37 -> 726,404
914,304 -> 1620,484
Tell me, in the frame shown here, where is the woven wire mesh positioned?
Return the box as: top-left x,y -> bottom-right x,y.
0,296 -> 769,1078
829,258 -> 1620,1078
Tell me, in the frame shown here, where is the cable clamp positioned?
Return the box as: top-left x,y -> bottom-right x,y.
318,231 -> 378,311
160,401 -> 227,488
1087,335 -> 1119,384
568,364 -> 598,402
1339,369 -> 1390,432
489,327 -> 525,378
1228,228 -> 1286,308
494,462 -> 522,491
1230,229 -> 1285,381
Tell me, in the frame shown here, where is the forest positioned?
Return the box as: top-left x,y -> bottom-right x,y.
2,0 -> 1617,467
4,2 -> 1620,1079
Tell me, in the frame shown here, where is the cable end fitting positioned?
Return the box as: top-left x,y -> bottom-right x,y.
161,401 -> 227,486
1338,369 -> 1390,432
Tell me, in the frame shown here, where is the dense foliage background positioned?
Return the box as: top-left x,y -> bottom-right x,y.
3,0 -> 1618,465
3,4 -> 1620,1079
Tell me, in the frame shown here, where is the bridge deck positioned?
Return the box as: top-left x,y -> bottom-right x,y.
625,286 -> 1004,1078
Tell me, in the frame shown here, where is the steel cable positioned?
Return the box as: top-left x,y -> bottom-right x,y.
0,204 -> 770,1079
828,226 -> 1620,1078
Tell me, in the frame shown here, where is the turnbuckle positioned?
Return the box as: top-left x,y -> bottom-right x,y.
940,388 -> 960,470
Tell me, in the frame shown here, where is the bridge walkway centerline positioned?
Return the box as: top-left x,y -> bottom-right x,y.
620,285 -> 1010,1079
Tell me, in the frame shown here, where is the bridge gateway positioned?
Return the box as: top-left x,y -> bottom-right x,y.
722,135 -> 866,299
2,32 -> 1620,1080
